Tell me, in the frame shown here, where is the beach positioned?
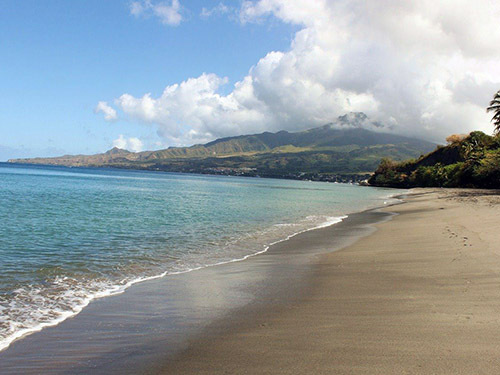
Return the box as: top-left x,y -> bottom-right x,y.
2,188 -> 500,374
5,1 -> 500,373
0,192 -> 391,374
161,188 -> 500,374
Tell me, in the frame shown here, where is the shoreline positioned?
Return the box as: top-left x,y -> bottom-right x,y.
0,192 -> 397,374
2,161 -> 370,184
0,205 -> 366,354
0,162 -> 398,354
160,188 -> 500,374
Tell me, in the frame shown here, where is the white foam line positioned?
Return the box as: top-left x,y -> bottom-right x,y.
382,192 -> 405,206
0,214 -> 347,353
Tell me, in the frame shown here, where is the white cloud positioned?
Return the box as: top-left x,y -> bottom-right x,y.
112,135 -> 144,152
95,101 -> 117,121
201,3 -> 231,18
130,0 -> 182,26
106,0 -> 500,145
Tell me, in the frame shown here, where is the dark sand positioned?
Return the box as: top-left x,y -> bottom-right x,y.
160,189 -> 500,374
0,194 -> 391,374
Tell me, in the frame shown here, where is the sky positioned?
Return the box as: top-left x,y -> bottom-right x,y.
1,0 -> 500,160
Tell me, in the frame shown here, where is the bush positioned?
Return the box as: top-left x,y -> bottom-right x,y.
369,131 -> 500,189
446,134 -> 468,144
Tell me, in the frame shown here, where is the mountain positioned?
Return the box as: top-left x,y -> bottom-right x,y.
368,131 -> 500,188
9,113 -> 436,182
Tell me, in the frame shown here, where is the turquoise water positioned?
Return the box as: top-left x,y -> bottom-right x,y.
0,163 -> 399,350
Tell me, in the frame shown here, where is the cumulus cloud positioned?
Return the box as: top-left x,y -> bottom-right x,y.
130,0 -> 182,26
112,135 -> 144,152
107,0 -> 500,144
95,101 -> 117,121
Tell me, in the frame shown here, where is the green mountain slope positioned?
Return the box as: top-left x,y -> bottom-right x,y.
369,131 -> 500,188
9,113 -> 436,181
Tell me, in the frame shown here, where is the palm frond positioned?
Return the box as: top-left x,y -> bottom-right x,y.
486,90 -> 500,133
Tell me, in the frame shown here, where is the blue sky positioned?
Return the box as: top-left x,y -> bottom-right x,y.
1,1 -> 499,160
0,0 -> 296,159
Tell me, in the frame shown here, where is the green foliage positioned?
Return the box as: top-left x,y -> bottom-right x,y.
369,131 -> 500,189
11,125 -> 436,179
486,90 -> 500,133
473,149 -> 500,188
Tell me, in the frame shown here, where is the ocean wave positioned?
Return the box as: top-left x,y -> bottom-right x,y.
0,214 -> 347,353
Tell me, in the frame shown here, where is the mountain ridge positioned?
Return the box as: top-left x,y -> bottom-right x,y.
9,113 -> 437,182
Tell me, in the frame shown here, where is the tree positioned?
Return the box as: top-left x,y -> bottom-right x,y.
446,134 -> 468,144
486,90 -> 500,133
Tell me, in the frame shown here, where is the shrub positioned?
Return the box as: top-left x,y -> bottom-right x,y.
370,131 -> 500,189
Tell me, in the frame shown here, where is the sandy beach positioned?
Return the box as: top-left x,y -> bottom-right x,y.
161,189 -> 500,374
2,188 -> 500,374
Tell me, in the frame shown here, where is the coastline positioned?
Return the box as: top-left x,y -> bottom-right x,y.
2,161 -> 370,183
0,192 -> 396,374
1,162 -> 399,356
160,188 -> 500,374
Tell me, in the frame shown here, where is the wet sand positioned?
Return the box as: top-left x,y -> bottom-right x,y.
0,193 -> 392,374
161,189 -> 500,374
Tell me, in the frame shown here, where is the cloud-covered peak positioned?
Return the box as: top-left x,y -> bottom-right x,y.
101,0 -> 500,145
336,112 -> 369,127
325,112 -> 386,131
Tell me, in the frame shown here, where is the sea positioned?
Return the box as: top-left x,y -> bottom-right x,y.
0,162 -> 399,352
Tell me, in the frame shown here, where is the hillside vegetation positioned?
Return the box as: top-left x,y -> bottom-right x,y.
9,114 -> 436,182
369,131 -> 500,188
